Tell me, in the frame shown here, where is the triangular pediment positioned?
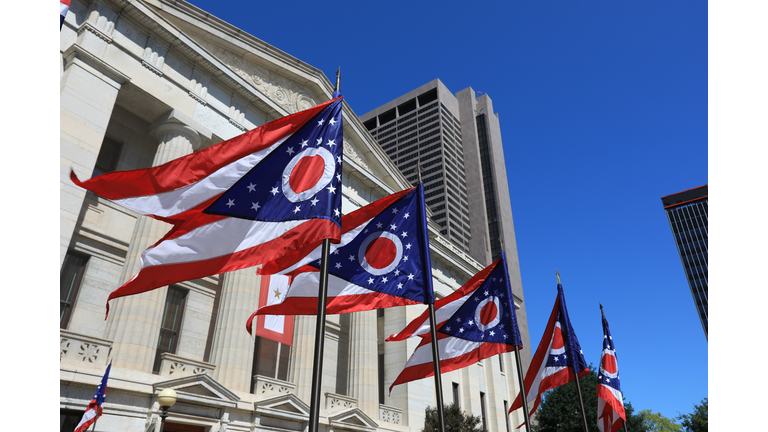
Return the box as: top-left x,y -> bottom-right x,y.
254,393 -> 310,422
329,408 -> 379,432
149,0 -> 412,197
154,373 -> 240,408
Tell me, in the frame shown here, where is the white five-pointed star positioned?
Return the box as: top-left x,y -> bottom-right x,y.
225,199 -> 235,208
311,197 -> 319,206
397,282 -> 403,289
335,262 -> 342,269
382,277 -> 388,283
484,290 -> 489,296
336,155 -> 343,164
459,328 -> 464,333
394,270 -> 400,276
293,205 -> 301,214
270,186 -> 279,196
329,117 -> 337,126
318,119 -> 324,126
349,255 -> 355,261
446,326 -> 452,332
403,212 -> 410,219
403,256 -> 409,261
408,273 -> 415,280
405,243 -> 412,249
286,146 -> 295,155
367,277 -> 374,285
317,138 -> 323,145
333,249 -> 339,255
334,208 -> 341,217
392,207 -> 399,214
251,202 -> 261,212
554,356 -> 559,361
489,330 -> 495,336
468,320 -> 474,325
390,223 -> 397,231
401,231 -> 408,238
327,139 -> 336,147
503,334 -> 508,339
376,222 -> 383,228
336,173 -> 341,182
456,317 -> 462,323
300,139 -> 309,148
247,183 -> 257,192
327,184 -> 336,194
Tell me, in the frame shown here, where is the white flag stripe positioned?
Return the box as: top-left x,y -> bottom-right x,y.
264,275 -> 290,333
526,322 -> 561,404
73,408 -> 97,431
402,293 -> 475,339
275,218 -> 373,275
404,336 -> 483,368
287,272 -> 378,298
114,136 -> 289,217
141,217 -> 307,267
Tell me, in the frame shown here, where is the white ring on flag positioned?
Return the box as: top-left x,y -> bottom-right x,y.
358,231 -> 403,276
474,296 -> 502,332
282,147 -> 335,203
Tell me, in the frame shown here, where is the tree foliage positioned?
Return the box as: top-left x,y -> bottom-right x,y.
638,410 -> 681,432
677,398 -> 707,432
422,403 -> 484,432
530,366 -> 647,432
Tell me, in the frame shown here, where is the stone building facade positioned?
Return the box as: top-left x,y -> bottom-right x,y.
60,1 -> 529,431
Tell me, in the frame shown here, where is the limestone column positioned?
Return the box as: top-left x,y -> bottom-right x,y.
104,118 -> 202,372
288,315 -> 317,404
60,50 -> 127,266
209,268 -> 261,392
347,310 -> 379,417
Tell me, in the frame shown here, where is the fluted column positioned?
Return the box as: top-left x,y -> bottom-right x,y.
209,268 -> 261,392
288,315 -> 317,404
105,119 -> 202,372
347,310 -> 379,417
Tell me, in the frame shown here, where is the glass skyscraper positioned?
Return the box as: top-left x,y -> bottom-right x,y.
662,185 -> 708,339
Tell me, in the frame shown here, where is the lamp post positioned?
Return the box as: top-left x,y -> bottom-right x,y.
157,388 -> 177,431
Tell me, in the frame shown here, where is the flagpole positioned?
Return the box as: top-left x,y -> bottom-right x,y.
559,271 -> 590,432
418,163 -> 446,432
498,239 -> 531,432
601,303 -> 629,432
307,70 -> 342,432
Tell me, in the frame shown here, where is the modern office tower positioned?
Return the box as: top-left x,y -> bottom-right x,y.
661,185 -> 708,339
360,79 -> 531,367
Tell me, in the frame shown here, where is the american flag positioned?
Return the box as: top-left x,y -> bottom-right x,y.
73,363 -> 111,432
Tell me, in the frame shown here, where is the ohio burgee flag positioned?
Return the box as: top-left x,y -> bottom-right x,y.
249,183 -> 434,322
71,98 -> 344,316
509,282 -> 589,425
73,363 -> 111,432
387,252 -> 523,391
597,311 -> 626,432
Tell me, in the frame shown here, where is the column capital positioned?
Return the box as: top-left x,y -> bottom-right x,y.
150,109 -> 213,151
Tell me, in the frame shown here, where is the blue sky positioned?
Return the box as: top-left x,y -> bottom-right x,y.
184,0 -> 708,421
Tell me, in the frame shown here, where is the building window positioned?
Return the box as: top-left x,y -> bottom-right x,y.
250,336 -> 291,391
378,353 -> 385,404
452,382 -> 460,407
503,400 -> 511,432
60,251 -> 89,329
92,136 -> 123,177
480,392 -> 488,431
499,354 -> 504,372
60,408 -> 83,432
153,286 -> 187,373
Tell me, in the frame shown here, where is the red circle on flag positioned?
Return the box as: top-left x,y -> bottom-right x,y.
602,353 -> 618,374
365,237 -> 398,270
552,325 -> 565,350
479,302 -> 498,326
289,155 -> 326,194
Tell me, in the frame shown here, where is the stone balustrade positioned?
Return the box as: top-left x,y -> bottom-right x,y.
325,392 -> 357,414
252,375 -> 296,402
60,329 -> 112,367
379,404 -> 404,425
158,352 -> 215,378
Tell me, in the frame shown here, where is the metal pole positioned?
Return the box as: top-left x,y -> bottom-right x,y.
160,406 -> 169,431
427,302 -> 446,432
513,346 -> 531,432
623,419 -> 629,432
308,238 -> 332,432
572,366 -> 590,432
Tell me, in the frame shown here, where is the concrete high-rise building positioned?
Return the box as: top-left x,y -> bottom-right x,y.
661,185 -> 708,339
360,79 -> 531,372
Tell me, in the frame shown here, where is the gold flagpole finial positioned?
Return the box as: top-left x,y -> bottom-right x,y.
556,269 -> 561,284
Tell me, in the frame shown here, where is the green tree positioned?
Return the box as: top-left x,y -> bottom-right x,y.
530,366 -> 647,432
422,403 -> 484,432
677,398 -> 707,432
638,410 -> 682,432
